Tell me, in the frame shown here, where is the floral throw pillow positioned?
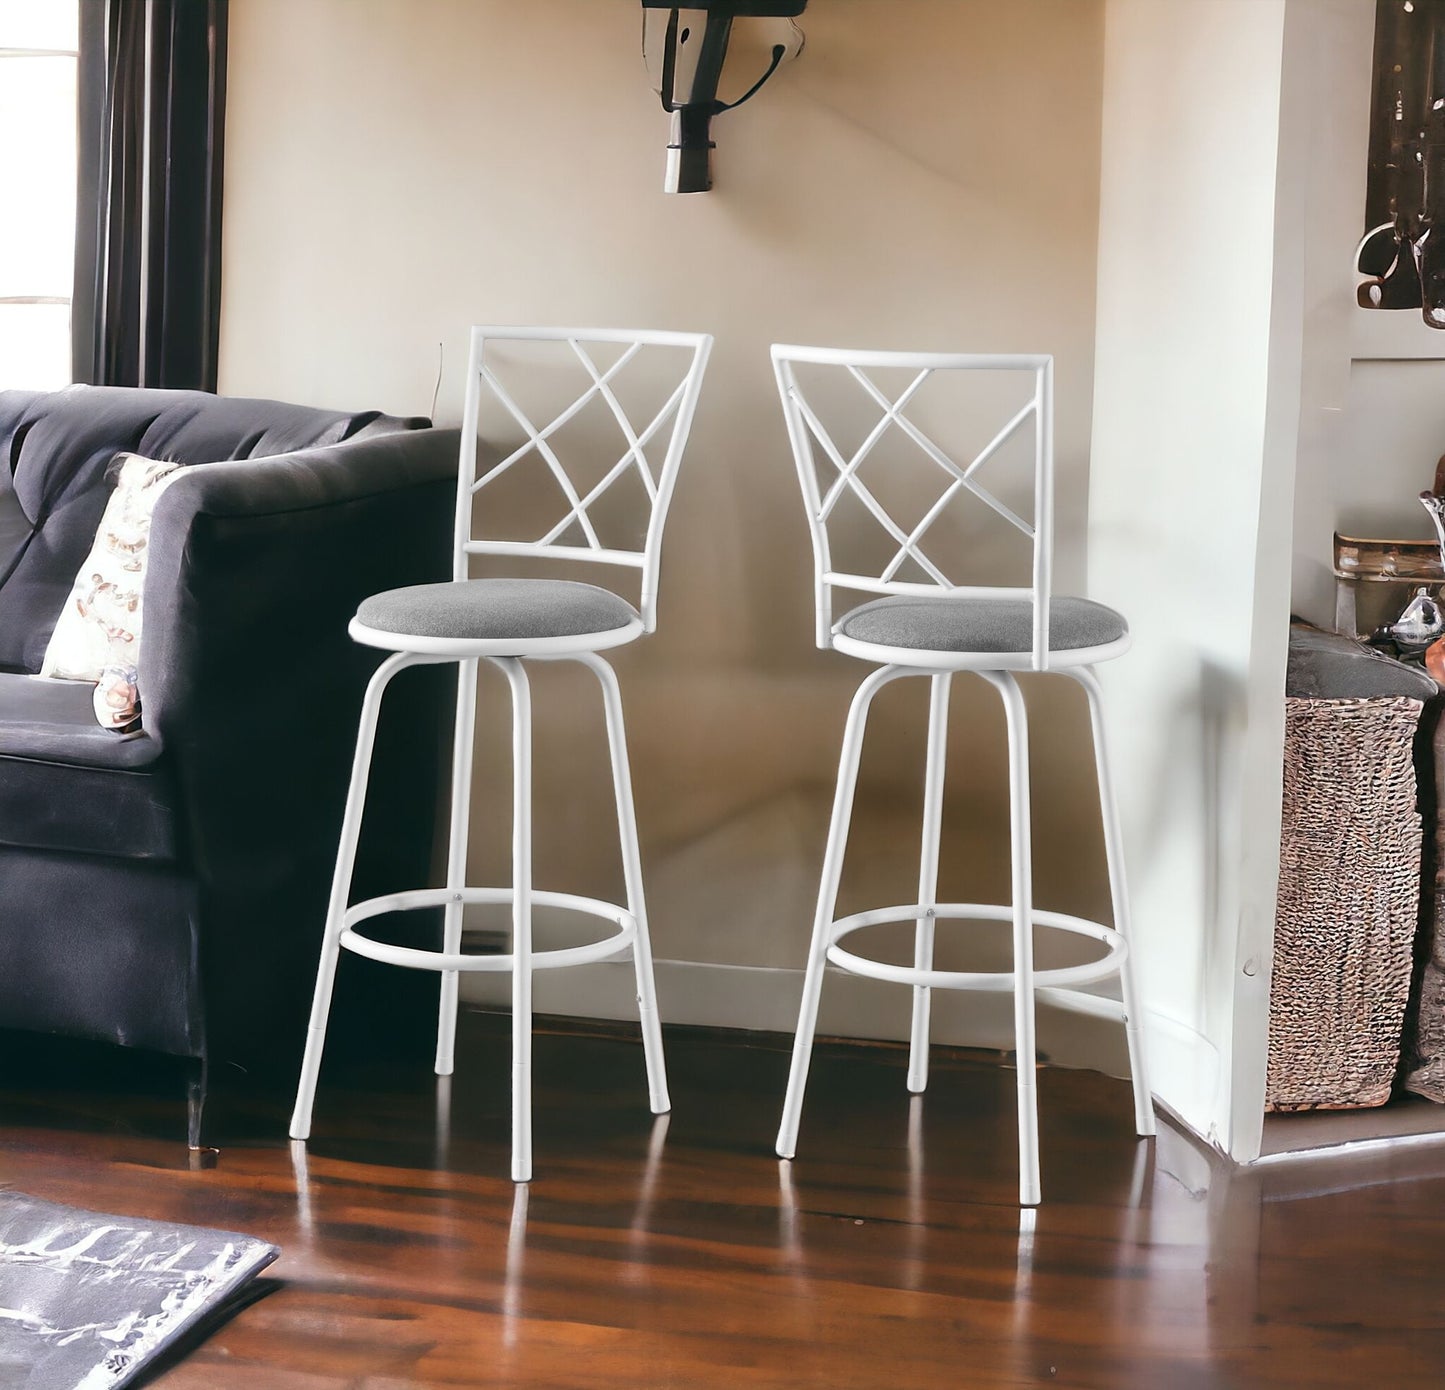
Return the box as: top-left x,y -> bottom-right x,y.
40,453 -> 183,731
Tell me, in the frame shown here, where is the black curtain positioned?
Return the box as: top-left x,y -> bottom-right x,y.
72,0 -> 227,391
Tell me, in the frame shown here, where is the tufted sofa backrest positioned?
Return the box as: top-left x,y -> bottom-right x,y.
0,385 -> 428,672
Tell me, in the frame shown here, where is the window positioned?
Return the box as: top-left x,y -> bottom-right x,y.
0,0 -> 78,389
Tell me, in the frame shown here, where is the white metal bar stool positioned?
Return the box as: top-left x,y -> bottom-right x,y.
289,325 -> 712,1181
770,343 -> 1153,1206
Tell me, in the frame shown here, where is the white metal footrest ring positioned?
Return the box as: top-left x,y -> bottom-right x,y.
338,887 -> 636,972
826,903 -> 1126,991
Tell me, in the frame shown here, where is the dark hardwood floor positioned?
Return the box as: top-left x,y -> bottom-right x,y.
2,1009 -> 1443,1388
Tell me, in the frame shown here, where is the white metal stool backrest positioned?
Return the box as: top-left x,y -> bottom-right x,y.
457,326 -> 713,632
771,344 -> 1056,669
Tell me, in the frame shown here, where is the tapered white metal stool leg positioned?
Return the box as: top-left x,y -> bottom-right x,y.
983,670 -> 1041,1206
582,653 -> 670,1114
777,664 -> 905,1160
1070,666 -> 1155,1137
493,658 -> 535,1183
907,673 -> 952,1095
435,658 -> 480,1077
290,651 -> 418,1140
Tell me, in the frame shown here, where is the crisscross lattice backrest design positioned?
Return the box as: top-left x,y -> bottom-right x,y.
772,344 -> 1056,669
458,326 -> 713,632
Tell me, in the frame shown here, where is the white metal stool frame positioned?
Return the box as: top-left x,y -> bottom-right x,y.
770,343 -> 1154,1206
290,326 -> 713,1182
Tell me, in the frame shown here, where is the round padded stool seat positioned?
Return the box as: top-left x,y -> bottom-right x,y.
837,594 -> 1128,655
355,577 -> 641,648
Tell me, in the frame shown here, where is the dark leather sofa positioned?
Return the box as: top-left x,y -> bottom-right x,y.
0,385 -> 457,1141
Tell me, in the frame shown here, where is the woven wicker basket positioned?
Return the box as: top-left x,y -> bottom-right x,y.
1267,694 -> 1425,1111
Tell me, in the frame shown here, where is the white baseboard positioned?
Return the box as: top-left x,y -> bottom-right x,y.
460,956 -> 1133,1079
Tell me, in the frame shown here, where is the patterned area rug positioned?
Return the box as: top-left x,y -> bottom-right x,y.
0,1191 -> 278,1389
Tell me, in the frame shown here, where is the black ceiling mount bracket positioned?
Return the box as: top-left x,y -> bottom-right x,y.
642,1 -> 807,194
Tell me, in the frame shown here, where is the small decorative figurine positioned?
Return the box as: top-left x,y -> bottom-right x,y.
1422,489 -> 1445,566
1383,586 -> 1445,651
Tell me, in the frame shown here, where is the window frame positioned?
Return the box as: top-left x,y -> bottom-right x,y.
0,13 -> 81,388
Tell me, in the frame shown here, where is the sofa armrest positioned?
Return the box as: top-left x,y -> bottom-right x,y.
148,425 -> 457,522
140,427 -> 459,753
135,425 -> 459,1070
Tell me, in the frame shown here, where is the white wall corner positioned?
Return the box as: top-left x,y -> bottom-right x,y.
1090,0 -> 1299,1162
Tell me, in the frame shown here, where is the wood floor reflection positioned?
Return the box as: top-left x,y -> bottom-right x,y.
2,1010 -> 1444,1387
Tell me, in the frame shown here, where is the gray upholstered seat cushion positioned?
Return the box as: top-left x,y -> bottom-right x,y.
0,673 -> 174,859
0,672 -> 159,769
836,594 -> 1128,654
355,577 -> 640,642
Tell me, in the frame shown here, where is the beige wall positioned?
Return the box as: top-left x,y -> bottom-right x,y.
221,0 -> 1111,1046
